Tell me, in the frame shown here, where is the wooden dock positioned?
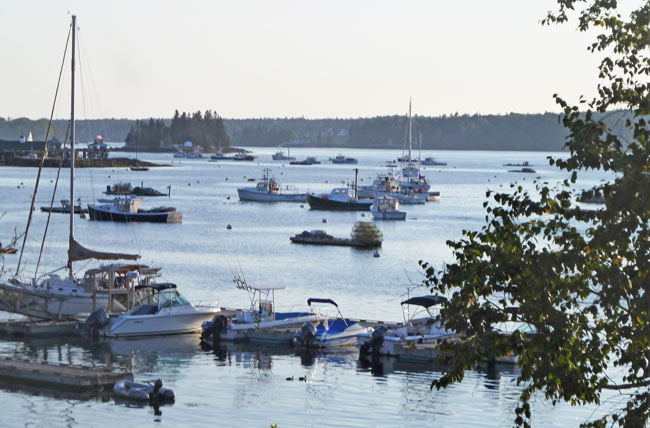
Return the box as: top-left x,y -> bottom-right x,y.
0,320 -> 78,337
0,358 -> 132,389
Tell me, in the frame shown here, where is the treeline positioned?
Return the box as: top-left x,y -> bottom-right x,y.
124,110 -> 230,152
0,117 -> 133,143
0,111 -> 634,151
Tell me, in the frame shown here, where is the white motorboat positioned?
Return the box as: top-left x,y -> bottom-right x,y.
237,169 -> 307,202
357,295 -> 457,357
293,298 -> 372,348
201,280 -> 321,345
421,157 -> 447,166
0,16 -> 147,320
272,150 -> 296,161
87,283 -> 220,338
370,196 -> 406,220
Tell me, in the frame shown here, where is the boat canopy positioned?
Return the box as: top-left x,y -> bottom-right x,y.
68,237 -> 139,262
307,298 -> 338,307
135,282 -> 177,292
400,295 -> 447,308
249,285 -> 285,291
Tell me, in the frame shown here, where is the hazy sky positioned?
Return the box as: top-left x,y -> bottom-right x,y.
1,0 -> 608,120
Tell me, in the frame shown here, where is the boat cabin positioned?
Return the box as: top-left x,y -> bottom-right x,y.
131,283 -> 191,315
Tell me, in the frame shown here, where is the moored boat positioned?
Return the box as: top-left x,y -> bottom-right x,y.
293,298 -> 372,348
370,196 -> 406,220
84,283 -> 220,338
201,281 -> 321,346
237,169 -> 306,202
329,154 -> 358,164
88,196 -> 182,223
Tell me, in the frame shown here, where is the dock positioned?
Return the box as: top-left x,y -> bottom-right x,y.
0,358 -> 132,389
290,234 -> 381,248
0,320 -> 78,337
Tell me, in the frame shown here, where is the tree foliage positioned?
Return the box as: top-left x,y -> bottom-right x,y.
421,2 -> 650,427
124,110 -> 231,152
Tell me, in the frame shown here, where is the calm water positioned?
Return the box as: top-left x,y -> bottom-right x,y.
0,148 -> 613,427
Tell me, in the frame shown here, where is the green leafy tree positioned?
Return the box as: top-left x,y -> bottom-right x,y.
421,2 -> 650,427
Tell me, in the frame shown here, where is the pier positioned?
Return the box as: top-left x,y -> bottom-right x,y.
0,358 -> 132,389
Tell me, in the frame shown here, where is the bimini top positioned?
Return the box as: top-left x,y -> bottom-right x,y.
307,298 -> 338,307
249,285 -> 285,291
400,295 -> 447,308
135,283 -> 177,292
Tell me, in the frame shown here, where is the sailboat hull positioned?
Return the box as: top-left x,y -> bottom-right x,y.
0,282 -> 111,320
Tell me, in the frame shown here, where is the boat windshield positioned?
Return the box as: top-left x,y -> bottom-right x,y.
158,289 -> 191,309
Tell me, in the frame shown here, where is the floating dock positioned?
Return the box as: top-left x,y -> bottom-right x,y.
0,358 -> 132,389
0,320 -> 78,337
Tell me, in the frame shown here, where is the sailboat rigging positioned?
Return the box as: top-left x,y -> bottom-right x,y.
0,15 -> 149,320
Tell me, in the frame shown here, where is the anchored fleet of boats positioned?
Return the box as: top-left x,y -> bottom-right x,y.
0,16 -> 531,367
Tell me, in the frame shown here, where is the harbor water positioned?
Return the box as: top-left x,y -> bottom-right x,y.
0,148 -> 613,427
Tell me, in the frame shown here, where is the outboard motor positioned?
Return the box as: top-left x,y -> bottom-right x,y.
78,308 -> 110,337
294,323 -> 317,347
148,379 -> 175,405
360,326 -> 388,356
201,314 -> 228,345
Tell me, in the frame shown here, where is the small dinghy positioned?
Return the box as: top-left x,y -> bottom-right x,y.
113,379 -> 175,404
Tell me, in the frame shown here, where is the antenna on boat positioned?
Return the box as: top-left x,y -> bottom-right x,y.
68,14 -> 77,278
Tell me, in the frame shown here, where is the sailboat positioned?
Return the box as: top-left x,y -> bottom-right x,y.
0,15 -> 150,320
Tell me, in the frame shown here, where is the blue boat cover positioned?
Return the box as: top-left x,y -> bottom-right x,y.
317,319 -> 355,335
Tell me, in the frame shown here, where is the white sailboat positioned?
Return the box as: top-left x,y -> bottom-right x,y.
0,15 -> 145,320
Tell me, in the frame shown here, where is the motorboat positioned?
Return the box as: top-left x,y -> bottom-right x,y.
232,152 -> 256,161
272,150 -> 296,161
421,157 -> 447,166
290,157 -> 320,165
503,161 -> 532,167
329,154 -> 358,164
85,283 -> 221,338
307,169 -> 373,211
88,196 -> 182,223
201,278 -> 321,345
357,173 -> 401,199
237,169 -> 306,202
210,152 -> 226,160
293,298 -> 372,348
508,167 -> 536,173
0,16 -> 150,321
307,188 -> 373,211
370,196 -> 406,220
358,295 -> 457,358
104,182 -> 167,197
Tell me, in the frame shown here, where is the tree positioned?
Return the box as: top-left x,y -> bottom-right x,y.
421,2 -> 650,427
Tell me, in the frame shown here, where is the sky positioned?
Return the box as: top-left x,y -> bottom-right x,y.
0,0 -> 611,120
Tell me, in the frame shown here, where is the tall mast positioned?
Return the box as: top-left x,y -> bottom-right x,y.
408,98 -> 412,169
68,14 -> 76,277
